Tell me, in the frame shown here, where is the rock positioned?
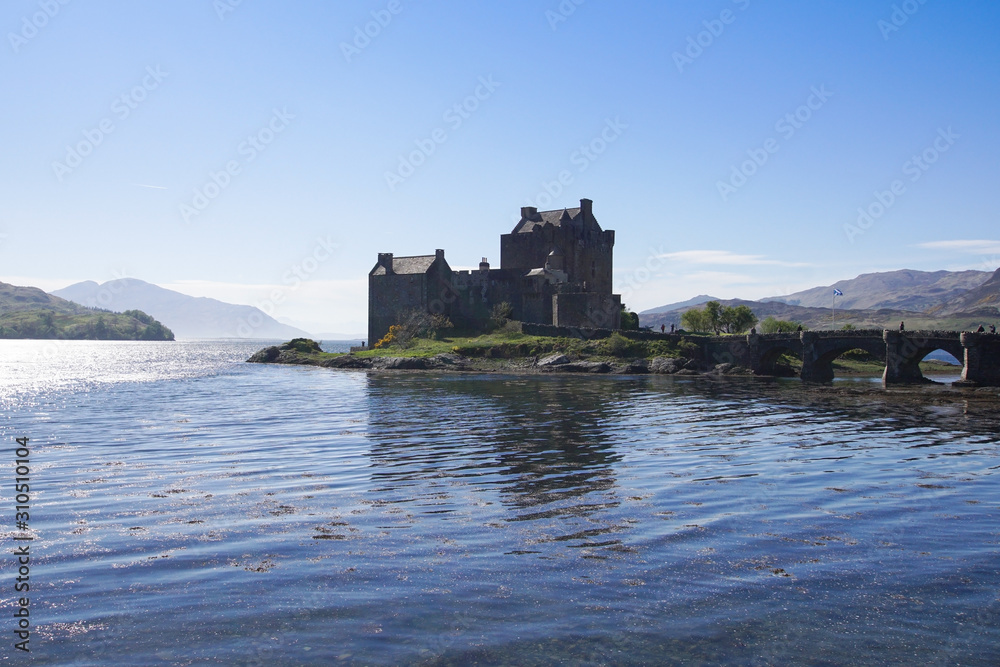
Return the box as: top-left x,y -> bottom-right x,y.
622,359 -> 649,374
712,363 -> 735,374
375,357 -> 429,370
675,368 -> 700,375
431,353 -> 462,365
650,357 -> 684,374
561,361 -> 611,373
322,355 -> 371,369
538,353 -> 570,367
248,346 -> 281,363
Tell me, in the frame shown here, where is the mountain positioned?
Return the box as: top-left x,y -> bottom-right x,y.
52,279 -> 311,340
637,267 -> 1000,332
0,281 -> 173,340
640,295 -> 720,315
762,269 -> 991,311
927,267 -> 1000,316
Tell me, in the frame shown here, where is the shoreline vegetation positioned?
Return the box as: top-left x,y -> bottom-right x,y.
0,281 -> 174,340
247,333 -> 963,380
0,307 -> 174,341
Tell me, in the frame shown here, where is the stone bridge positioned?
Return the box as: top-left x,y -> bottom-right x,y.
522,322 -> 1000,385
698,329 -> 1000,385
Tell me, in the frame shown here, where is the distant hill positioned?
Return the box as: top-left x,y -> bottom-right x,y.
638,297 -> 996,333
52,279 -> 311,340
762,269 -> 991,311
640,295 -> 719,315
0,281 -> 173,340
927,267 -> 1000,316
637,265 -> 1000,332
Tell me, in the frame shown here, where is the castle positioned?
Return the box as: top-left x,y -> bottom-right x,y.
368,198 -> 622,344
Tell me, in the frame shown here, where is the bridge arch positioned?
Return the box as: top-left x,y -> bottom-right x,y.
747,333 -> 803,377
883,331 -> 966,384
801,331 -> 887,383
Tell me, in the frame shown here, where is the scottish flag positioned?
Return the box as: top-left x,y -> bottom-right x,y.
833,289 -> 843,296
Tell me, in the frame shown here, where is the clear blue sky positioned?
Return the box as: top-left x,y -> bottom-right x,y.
2,0 -> 999,334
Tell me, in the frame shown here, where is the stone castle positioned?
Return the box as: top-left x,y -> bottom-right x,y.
368,198 -> 622,344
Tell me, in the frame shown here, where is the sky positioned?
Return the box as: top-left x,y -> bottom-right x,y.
2,0 -> 999,335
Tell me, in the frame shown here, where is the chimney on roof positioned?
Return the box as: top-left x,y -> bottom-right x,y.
378,252 -> 394,274
580,198 -> 593,218
479,257 -> 490,273
521,206 -> 537,219
435,249 -> 445,260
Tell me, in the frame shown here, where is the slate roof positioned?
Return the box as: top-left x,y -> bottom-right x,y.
513,207 -> 588,234
391,255 -> 438,274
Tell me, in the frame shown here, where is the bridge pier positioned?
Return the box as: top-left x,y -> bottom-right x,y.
956,332 -> 1000,387
800,332 -> 835,382
882,330 -> 931,384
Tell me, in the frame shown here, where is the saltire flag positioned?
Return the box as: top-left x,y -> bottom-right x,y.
833,289 -> 843,296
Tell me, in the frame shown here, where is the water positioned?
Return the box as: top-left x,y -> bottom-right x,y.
2,341 -> 999,665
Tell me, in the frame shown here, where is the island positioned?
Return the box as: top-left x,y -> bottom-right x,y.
0,281 -> 174,340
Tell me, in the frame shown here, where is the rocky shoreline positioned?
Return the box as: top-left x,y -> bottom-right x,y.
246,340 -> 1000,403
246,341 -> 751,377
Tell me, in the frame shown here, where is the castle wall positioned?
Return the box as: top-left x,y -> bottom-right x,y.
500,226 -> 615,294
552,293 -> 622,329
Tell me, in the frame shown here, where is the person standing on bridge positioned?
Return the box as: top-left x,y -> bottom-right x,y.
900,321 -> 905,332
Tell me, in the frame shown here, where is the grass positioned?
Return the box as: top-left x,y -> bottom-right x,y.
319,331 -> 695,361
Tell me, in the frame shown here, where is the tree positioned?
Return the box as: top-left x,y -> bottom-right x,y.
719,305 -> 758,334
490,302 -> 513,330
704,301 -> 723,334
681,308 -> 709,333
682,302 -> 758,334
620,305 -> 639,331
760,316 -> 803,334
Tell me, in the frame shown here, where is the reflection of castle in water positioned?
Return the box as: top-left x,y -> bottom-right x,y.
363,375 -> 631,514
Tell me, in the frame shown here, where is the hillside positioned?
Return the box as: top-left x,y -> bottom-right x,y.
927,268 -> 1000,316
638,298 -> 995,333
761,269 -> 990,311
639,267 -> 1000,332
0,282 -> 174,340
640,295 -> 720,315
53,279 -> 311,340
